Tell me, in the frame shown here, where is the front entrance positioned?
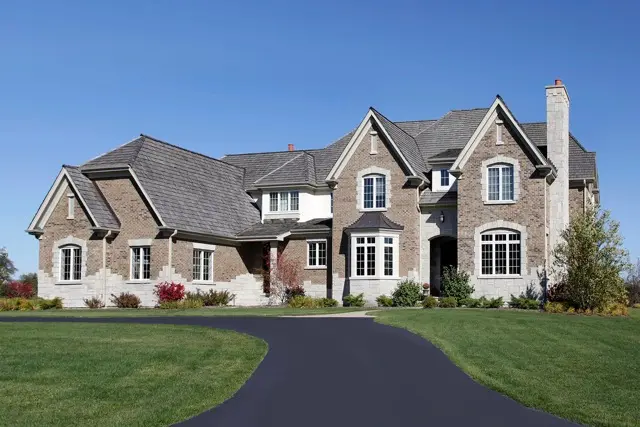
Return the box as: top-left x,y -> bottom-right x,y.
429,236 -> 457,296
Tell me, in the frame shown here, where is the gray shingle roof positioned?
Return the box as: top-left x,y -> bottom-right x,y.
83,135 -> 260,237
345,212 -> 404,230
371,108 -> 428,179
395,120 -> 437,137
520,122 -> 596,180
238,218 -> 331,238
254,152 -> 317,186
64,166 -> 120,229
419,189 -> 458,205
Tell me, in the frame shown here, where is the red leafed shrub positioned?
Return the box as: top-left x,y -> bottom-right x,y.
4,281 -> 35,298
154,282 -> 185,302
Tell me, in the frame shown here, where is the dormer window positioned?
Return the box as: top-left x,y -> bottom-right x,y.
363,174 -> 386,209
440,169 -> 450,187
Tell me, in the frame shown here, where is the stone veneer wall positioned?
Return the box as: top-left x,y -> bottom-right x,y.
457,122 -> 547,299
331,121 -> 420,303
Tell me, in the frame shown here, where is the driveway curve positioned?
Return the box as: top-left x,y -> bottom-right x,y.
1,316 -> 579,427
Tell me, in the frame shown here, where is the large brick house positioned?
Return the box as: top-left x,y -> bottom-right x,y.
28,81 -> 598,307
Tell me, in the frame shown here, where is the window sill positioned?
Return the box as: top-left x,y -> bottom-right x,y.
349,276 -> 399,281
484,200 -> 516,205
358,207 -> 388,213
264,212 -> 300,219
56,281 -> 82,285
305,266 -> 327,270
478,274 -> 523,279
126,280 -> 152,285
192,280 -> 215,285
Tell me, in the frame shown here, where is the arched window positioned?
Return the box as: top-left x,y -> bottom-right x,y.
487,163 -> 514,201
480,229 -> 521,275
363,174 -> 386,209
59,245 -> 82,281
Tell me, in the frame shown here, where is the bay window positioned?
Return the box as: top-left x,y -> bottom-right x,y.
351,233 -> 398,278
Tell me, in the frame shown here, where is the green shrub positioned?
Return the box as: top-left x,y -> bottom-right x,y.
343,293 -> 365,307
552,208 -> 630,310
422,296 -> 438,308
318,298 -> 338,307
391,280 -> 423,307
376,295 -> 393,307
487,297 -> 504,308
0,298 -> 38,311
633,303 -> 640,309
110,292 -> 141,309
288,295 -> 316,308
186,289 -> 235,307
84,297 -> 104,309
39,297 -> 63,310
509,295 -> 539,310
441,266 -> 474,302
544,301 -> 566,313
458,297 -> 475,307
159,299 -> 204,309
439,297 -> 458,308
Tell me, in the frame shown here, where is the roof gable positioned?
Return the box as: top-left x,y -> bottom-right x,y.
450,97 -> 549,174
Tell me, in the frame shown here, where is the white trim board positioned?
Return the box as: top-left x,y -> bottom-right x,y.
326,109 -> 417,181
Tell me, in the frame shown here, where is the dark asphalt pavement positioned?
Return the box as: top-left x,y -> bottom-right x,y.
1,316 -> 580,426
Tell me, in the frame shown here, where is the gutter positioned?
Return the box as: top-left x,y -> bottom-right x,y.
167,229 -> 178,282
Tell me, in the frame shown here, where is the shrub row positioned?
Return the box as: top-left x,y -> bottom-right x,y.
544,301 -> 628,316
422,296 -> 504,309
508,295 -> 540,310
288,296 -> 339,308
343,293 -> 365,307
185,289 -> 235,307
0,281 -> 35,298
0,297 -> 62,311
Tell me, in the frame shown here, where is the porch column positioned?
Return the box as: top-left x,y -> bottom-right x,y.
269,241 -> 278,282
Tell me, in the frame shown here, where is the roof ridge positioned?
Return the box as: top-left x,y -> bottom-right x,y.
254,152 -> 305,183
138,134 -> 245,173
393,119 -> 438,124
81,136 -> 145,167
412,110 -> 454,138
449,107 -> 491,112
223,148 -> 322,157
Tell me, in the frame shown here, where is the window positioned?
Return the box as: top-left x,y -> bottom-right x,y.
269,191 -> 299,212
130,246 -> 151,280
383,237 -> 393,276
440,169 -> 450,187
59,245 -> 82,281
481,230 -> 521,275
488,164 -> 514,201
67,194 -> 75,219
330,192 -> 333,214
193,249 -> 213,281
355,237 -> 376,276
363,174 -> 386,209
307,240 -> 327,267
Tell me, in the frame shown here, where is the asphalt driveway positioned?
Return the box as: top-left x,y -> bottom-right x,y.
1,316 -> 579,427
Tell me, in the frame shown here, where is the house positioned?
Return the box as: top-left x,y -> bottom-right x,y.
27,80 -> 598,307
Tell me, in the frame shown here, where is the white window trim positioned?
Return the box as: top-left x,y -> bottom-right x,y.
58,245 -> 82,282
481,156 -> 520,204
53,236 -> 87,285
356,166 -> 391,212
268,191 -> 300,213
306,239 -> 327,269
474,221 -> 527,278
67,193 -> 75,220
349,231 -> 400,280
496,119 -> 504,145
479,229 -> 522,277
129,246 -> 151,282
192,248 -> 214,284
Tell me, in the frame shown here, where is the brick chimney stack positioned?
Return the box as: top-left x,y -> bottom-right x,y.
288,144 -> 294,151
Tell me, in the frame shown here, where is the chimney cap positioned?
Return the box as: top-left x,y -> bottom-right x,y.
554,79 -> 563,86
288,144 -> 294,151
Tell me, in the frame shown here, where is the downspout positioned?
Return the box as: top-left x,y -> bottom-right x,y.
167,229 -> 178,282
102,230 -> 112,306
582,179 -> 587,213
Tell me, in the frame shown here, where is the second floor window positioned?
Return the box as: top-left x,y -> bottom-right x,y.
440,169 -> 450,187
130,246 -> 151,280
269,191 -> 299,212
59,245 -> 82,281
363,174 -> 386,209
487,164 -> 514,201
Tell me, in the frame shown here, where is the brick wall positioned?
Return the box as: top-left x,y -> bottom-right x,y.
280,237 -> 328,285
569,187 -> 585,219
457,121 -> 547,298
331,122 -> 420,279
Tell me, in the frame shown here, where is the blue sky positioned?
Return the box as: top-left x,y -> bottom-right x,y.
1,0 -> 639,275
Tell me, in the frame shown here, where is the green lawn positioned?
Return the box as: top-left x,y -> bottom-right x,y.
373,308 -> 640,427
0,323 -> 267,427
0,306 -> 368,317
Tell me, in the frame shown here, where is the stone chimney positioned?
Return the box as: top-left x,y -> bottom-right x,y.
547,79 -> 570,259
288,144 -> 295,151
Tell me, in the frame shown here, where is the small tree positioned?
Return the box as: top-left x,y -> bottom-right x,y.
625,259 -> 640,306
19,273 -> 38,295
264,253 -> 303,305
0,248 -> 17,286
441,266 -> 474,302
551,208 -> 630,310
